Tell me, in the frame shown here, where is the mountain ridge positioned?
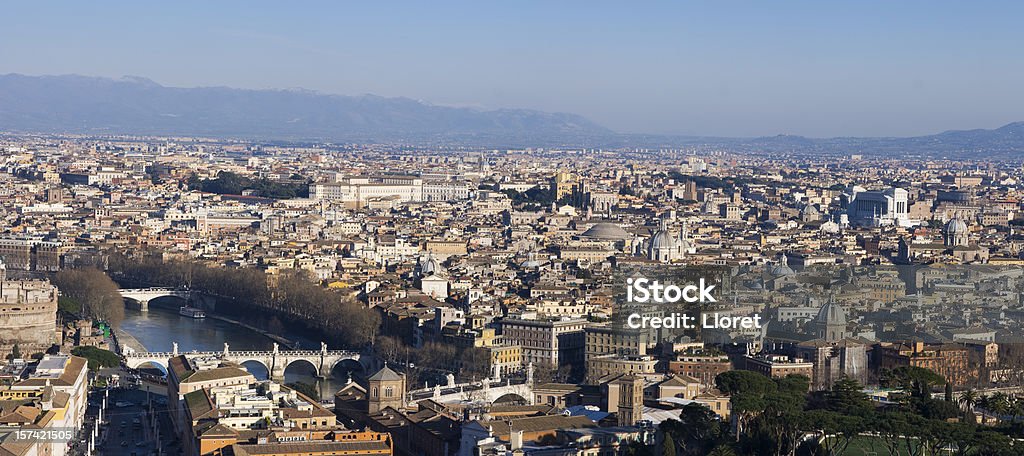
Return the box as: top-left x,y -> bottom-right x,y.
0,73 -> 611,143
2,73 -> 1023,156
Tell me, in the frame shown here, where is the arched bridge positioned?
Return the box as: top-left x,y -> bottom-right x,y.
122,343 -> 365,381
409,379 -> 534,405
119,288 -> 191,311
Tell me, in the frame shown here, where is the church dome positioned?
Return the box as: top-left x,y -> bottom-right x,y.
649,227 -> 676,251
945,218 -> 968,236
769,254 -> 795,276
418,253 -> 441,276
581,222 -> 630,241
815,298 -> 847,327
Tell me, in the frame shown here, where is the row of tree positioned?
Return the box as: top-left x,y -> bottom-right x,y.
52,268 -> 125,327
107,253 -> 380,350
374,336 -> 493,385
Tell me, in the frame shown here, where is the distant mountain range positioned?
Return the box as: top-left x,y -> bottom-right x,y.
717,122 -> 1024,157
1,73 -> 1023,156
0,74 -> 611,144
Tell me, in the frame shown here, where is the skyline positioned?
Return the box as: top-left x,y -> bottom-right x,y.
2,1 -> 1024,137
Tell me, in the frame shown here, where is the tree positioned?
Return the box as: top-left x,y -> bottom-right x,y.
913,396 -> 960,420
71,346 -> 120,369
959,389 -> 978,414
986,392 -> 1011,419
459,347 -> 491,380
875,412 -> 912,456
824,377 -> 872,416
374,336 -> 404,362
53,268 -> 124,327
661,436 -> 677,456
706,445 -> 736,456
880,366 -> 945,398
8,343 -> 21,360
57,296 -> 82,316
715,371 -> 777,441
800,410 -> 865,456
660,404 -> 725,456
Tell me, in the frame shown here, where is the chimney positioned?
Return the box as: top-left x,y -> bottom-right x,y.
511,430 -> 523,450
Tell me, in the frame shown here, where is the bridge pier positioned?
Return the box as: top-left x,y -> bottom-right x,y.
139,299 -> 148,312
270,364 -> 286,382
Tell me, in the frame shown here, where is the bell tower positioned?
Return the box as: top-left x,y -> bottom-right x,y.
367,365 -> 406,413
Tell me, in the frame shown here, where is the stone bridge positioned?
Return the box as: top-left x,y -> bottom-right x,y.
409,379 -> 534,405
408,366 -> 536,405
119,288 -> 191,311
122,343 -> 366,381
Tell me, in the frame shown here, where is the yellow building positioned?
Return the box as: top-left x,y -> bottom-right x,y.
551,172 -> 576,201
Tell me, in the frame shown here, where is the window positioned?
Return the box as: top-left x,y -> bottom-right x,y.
385,386 -> 393,397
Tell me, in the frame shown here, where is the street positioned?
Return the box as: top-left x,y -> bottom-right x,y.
78,387 -> 179,456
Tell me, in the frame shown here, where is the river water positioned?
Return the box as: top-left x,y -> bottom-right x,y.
118,305 -> 353,399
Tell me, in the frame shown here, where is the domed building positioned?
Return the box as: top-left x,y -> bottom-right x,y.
644,218 -> 691,262
581,222 -> 631,241
769,253 -> 795,277
809,297 -> 849,342
414,252 -> 442,278
800,204 -> 821,223
944,216 -> 969,248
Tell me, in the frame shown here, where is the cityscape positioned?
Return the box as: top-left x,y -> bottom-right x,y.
3,2 -> 1024,456
3,136 -> 1024,455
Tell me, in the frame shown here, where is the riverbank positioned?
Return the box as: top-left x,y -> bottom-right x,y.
112,327 -> 148,354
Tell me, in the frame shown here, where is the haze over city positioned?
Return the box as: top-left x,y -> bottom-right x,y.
3,1 -> 1024,137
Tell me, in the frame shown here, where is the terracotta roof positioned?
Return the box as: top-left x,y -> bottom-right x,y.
184,367 -> 252,383
481,415 -> 596,437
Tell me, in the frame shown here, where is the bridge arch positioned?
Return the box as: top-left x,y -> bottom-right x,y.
133,361 -> 168,376
492,392 -> 529,405
239,359 -> 271,379
329,358 -> 365,376
118,288 -> 192,311
283,358 -> 320,378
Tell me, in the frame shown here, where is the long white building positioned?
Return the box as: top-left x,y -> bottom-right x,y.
310,175 -> 470,205
845,186 -> 920,227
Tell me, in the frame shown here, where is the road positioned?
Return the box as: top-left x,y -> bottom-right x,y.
79,387 -> 179,456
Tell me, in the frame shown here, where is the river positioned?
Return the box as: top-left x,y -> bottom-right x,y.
118,305 -> 353,399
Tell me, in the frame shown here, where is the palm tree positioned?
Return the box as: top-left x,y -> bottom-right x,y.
959,389 -> 978,413
1012,397 -> 1024,423
989,392 -> 1011,420
977,395 -> 991,424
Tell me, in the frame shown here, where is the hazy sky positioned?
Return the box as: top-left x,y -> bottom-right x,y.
2,1 -> 1023,137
